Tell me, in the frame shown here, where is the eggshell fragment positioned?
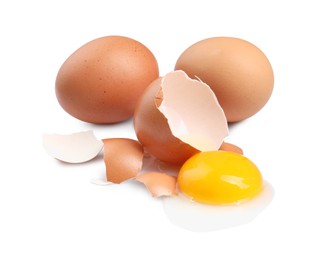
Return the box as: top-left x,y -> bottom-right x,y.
42,130 -> 103,163
136,172 -> 178,197
103,138 -> 144,184
157,70 -> 229,152
134,70 -> 229,164
219,141 -> 243,155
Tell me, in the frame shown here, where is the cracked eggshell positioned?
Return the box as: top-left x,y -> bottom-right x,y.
133,70 -> 229,165
136,172 -> 178,197
103,138 -> 144,184
134,77 -> 197,164
42,130 -> 103,163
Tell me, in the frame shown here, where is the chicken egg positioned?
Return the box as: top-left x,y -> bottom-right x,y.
178,151 -> 263,205
56,35 -> 159,124
175,37 -> 274,122
163,151 -> 274,232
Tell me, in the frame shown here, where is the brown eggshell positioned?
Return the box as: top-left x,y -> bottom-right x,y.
133,70 -> 229,165
175,37 -> 274,122
136,172 -> 178,197
103,138 -> 144,184
219,141 -> 243,155
133,77 -> 199,165
56,35 -> 159,124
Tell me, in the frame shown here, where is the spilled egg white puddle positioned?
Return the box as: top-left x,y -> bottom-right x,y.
162,181 -> 274,232
90,154 -> 275,232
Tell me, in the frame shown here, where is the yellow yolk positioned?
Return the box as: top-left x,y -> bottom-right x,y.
178,151 -> 263,205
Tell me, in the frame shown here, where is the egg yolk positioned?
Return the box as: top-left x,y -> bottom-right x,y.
178,151 -> 263,205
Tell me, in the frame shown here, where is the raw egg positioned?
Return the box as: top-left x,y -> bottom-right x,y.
56,35 -> 159,124
178,151 -> 263,205
175,37 -> 274,122
164,151 -> 273,232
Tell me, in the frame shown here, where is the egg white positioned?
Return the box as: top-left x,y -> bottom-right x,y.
162,181 -> 274,232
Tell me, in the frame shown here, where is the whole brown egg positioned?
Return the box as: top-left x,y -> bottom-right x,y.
175,37 -> 274,122
55,36 -> 159,124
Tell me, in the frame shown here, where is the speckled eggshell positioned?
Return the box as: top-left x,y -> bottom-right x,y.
55,36 -> 159,124
175,37 -> 274,122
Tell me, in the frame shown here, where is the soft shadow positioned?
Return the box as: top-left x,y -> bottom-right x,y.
54,150 -> 104,167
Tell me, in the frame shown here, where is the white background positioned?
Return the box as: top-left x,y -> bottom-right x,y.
1,0 -> 321,259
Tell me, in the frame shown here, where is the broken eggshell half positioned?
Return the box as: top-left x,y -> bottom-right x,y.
133,70 -> 229,165
42,130 -> 103,163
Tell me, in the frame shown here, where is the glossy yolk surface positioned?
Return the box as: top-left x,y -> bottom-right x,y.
178,151 -> 263,205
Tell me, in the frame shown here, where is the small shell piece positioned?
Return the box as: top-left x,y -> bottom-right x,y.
103,138 -> 144,184
42,130 -> 103,163
136,172 -> 178,197
219,142 -> 243,155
